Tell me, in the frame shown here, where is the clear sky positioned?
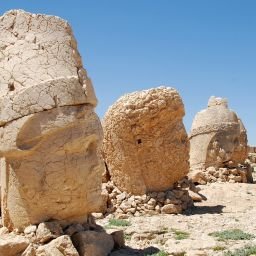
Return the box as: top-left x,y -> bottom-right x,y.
1,1 -> 256,144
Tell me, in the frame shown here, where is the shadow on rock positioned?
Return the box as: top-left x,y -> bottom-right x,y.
184,205 -> 225,215
110,246 -> 160,256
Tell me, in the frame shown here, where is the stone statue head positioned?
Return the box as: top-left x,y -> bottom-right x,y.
190,96 -> 247,170
0,10 -> 103,230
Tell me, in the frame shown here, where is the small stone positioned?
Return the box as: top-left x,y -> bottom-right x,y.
0,227 -> 9,235
188,190 -> 203,202
91,213 -> 104,219
116,193 -> 126,202
36,222 -> 63,244
24,225 -> 37,235
161,204 -> 182,214
147,198 -> 157,206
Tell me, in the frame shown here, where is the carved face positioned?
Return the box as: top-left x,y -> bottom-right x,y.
1,105 -> 103,229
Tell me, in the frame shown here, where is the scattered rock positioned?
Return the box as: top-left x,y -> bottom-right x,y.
72,231 -> 114,256
0,234 -> 29,256
161,204 -> 182,214
36,235 -> 79,256
24,225 -> 37,235
36,222 -> 63,244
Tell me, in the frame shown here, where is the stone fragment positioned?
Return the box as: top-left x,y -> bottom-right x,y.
0,233 -> 29,256
36,222 -> 63,244
102,87 -> 189,195
21,244 -> 37,256
24,225 -> 37,235
188,190 -> 203,202
0,226 -> 9,235
161,204 -> 182,214
72,231 -> 114,256
36,235 -> 79,256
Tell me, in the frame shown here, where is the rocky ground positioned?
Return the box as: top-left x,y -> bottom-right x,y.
98,180 -> 256,256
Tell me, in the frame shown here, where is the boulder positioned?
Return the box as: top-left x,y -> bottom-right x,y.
102,87 -> 189,195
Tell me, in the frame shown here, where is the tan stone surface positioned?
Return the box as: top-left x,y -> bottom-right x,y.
36,235 -> 79,256
189,96 -> 248,171
1,106 -> 104,230
0,10 -> 97,125
0,10 -> 104,231
102,87 -> 189,195
0,233 -> 29,256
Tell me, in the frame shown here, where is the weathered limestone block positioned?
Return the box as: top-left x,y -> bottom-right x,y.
102,87 -> 189,195
189,96 -> 248,171
1,106 -> 103,230
0,10 -> 104,230
0,9 -> 97,125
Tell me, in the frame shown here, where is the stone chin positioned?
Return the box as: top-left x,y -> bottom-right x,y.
1,105 -> 104,230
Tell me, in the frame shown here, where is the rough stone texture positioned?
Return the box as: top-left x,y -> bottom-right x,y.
0,10 -> 104,230
36,235 -> 79,256
189,96 -> 248,172
36,222 -> 63,244
72,230 -> 114,256
0,233 -> 29,256
102,178 -> 195,218
0,9 -> 97,125
102,87 -> 189,195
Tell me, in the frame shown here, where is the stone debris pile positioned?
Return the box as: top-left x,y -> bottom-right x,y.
0,218 -> 123,256
101,178 -> 197,219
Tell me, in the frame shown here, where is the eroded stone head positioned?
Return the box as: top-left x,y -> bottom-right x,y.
0,10 -> 103,230
189,96 -> 247,171
102,87 -> 189,195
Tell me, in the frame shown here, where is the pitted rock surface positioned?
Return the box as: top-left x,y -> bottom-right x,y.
102,87 -> 189,195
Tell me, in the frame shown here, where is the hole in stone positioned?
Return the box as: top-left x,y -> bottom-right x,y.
8,82 -> 15,91
137,139 -> 142,144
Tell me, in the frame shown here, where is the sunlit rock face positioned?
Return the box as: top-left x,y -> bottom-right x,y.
0,10 -> 104,230
102,87 -> 189,195
189,96 -> 248,172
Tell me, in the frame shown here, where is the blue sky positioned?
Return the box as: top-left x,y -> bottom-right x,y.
1,1 -> 256,144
